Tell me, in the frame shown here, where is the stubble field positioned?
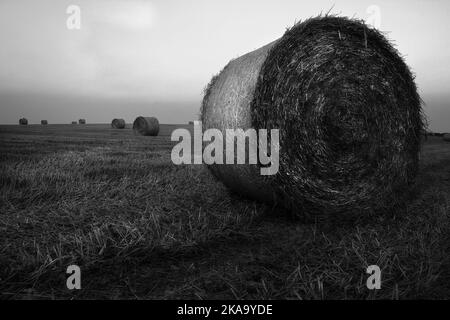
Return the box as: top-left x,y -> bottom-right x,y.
0,124 -> 449,299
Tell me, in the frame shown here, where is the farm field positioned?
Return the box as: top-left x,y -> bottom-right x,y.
0,124 -> 449,299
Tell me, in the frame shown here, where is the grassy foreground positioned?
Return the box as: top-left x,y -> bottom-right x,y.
0,124 -> 449,299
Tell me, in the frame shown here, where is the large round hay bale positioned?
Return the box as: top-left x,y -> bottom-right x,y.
19,118 -> 28,125
79,119 -> 86,124
41,120 -> 48,125
443,134 -> 450,142
71,121 -> 77,125
133,116 -> 159,136
111,118 -> 126,129
201,16 -> 424,217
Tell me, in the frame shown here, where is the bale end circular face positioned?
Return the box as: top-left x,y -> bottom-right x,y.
133,116 -> 160,136
201,16 -> 424,217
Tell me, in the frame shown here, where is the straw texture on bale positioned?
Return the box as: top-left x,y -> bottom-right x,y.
41,120 -> 48,125
79,119 -> 86,124
133,116 -> 159,136
201,16 -> 424,217
443,134 -> 450,142
19,118 -> 28,125
111,118 -> 126,129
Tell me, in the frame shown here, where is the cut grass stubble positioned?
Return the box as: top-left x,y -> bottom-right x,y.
0,125 -> 449,299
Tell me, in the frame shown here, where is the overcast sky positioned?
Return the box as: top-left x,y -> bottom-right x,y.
0,0 -> 449,131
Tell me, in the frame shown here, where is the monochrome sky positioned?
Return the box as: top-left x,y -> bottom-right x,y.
0,0 -> 449,131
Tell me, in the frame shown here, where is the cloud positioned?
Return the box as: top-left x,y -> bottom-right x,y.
93,1 -> 156,30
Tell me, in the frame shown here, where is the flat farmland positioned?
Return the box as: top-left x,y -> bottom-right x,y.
0,124 -> 449,299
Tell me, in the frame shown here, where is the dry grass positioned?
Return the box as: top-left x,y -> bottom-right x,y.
0,124 -> 449,299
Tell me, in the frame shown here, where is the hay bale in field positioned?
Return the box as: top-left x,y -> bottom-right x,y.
19,118 -> 28,125
71,121 -> 77,125
201,16 -> 424,217
443,134 -> 450,142
188,121 -> 194,125
41,120 -> 48,125
111,118 -> 126,129
79,119 -> 86,124
133,116 -> 159,136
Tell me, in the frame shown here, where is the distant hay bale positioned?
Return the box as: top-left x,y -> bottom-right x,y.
443,134 -> 450,142
188,121 -> 194,125
71,121 -> 77,125
133,116 -> 159,136
201,16 -> 424,217
79,119 -> 86,124
111,118 -> 126,129
41,120 -> 48,125
19,118 -> 28,125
